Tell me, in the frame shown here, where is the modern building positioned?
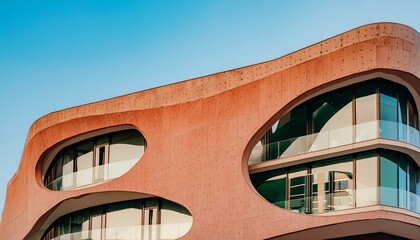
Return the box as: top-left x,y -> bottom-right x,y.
0,22 -> 419,240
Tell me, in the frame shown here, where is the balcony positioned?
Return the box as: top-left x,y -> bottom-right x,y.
48,222 -> 193,240
249,120 -> 420,165
46,158 -> 138,191
256,171 -> 420,215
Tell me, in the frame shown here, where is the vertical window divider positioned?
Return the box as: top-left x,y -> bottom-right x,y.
376,149 -> 380,205
352,154 -> 356,208
352,88 -> 356,144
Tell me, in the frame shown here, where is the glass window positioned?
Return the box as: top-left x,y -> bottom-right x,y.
356,152 -> 378,207
356,81 -> 377,142
249,78 -> 419,165
380,83 -> 398,140
43,198 -> 193,240
91,207 -> 104,240
271,105 -> 308,158
70,210 -> 89,239
44,130 -> 146,191
74,141 -> 94,187
310,88 -> 352,150
408,96 -> 419,145
253,170 -> 287,208
398,158 -> 408,208
398,87 -> 408,141
312,156 -> 353,211
408,163 -> 417,212
62,150 -> 75,190
380,150 -> 398,207
288,168 -> 308,213
109,130 -> 145,164
160,199 -> 193,240
106,200 -> 141,240
58,217 -> 70,236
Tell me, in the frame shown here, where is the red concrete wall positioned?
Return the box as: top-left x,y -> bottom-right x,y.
1,23 -> 419,240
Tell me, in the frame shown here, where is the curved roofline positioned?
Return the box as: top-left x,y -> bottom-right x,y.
29,22 -> 419,126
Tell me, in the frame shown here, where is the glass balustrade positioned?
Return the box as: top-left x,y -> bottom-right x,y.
249,120 -> 420,165
256,171 -> 419,215
46,158 -> 138,191
49,222 -> 193,240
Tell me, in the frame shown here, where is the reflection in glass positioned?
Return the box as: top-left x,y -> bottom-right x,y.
161,199 -> 193,240
356,81 -> 377,142
356,152 -> 378,207
44,129 -> 146,191
380,84 -> 398,140
310,89 -> 352,149
249,78 -> 420,165
251,150 -> 419,214
106,201 -> 141,239
42,198 -> 192,240
288,168 -> 308,213
312,157 -> 353,211
380,151 -> 398,207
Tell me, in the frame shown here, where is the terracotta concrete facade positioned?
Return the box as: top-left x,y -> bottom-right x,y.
0,22 -> 419,239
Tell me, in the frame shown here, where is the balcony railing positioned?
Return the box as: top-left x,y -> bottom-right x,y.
46,158 -> 138,191
261,171 -> 420,214
249,121 -> 420,165
49,222 -> 193,240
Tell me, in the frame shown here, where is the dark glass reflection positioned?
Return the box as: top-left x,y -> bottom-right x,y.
251,150 -> 419,214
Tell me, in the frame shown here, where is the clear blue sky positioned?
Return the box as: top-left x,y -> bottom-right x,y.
1,0 -> 419,216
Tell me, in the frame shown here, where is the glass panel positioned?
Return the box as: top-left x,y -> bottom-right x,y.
398,158 -> 408,208
91,207 -> 104,240
356,81 -> 377,142
74,141 -> 94,187
408,96 -> 419,145
398,87 -> 407,141
416,168 -> 420,213
70,210 -> 89,239
109,130 -> 144,163
312,157 -> 353,211
106,200 -> 141,240
380,82 -> 398,140
160,199 -> 193,240
409,162 -> 417,212
288,168 -> 308,213
256,173 -> 287,208
58,218 -> 70,236
356,152 -> 378,207
95,144 -> 108,181
310,88 -> 352,150
62,150 -> 74,190
380,150 -> 398,207
271,105 -> 307,158
143,199 -> 158,240
249,139 -> 264,164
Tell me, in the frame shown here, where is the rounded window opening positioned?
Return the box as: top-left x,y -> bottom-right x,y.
43,129 -> 147,191
250,149 -> 419,214
247,77 -> 420,215
249,78 -> 419,165
41,197 -> 193,240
